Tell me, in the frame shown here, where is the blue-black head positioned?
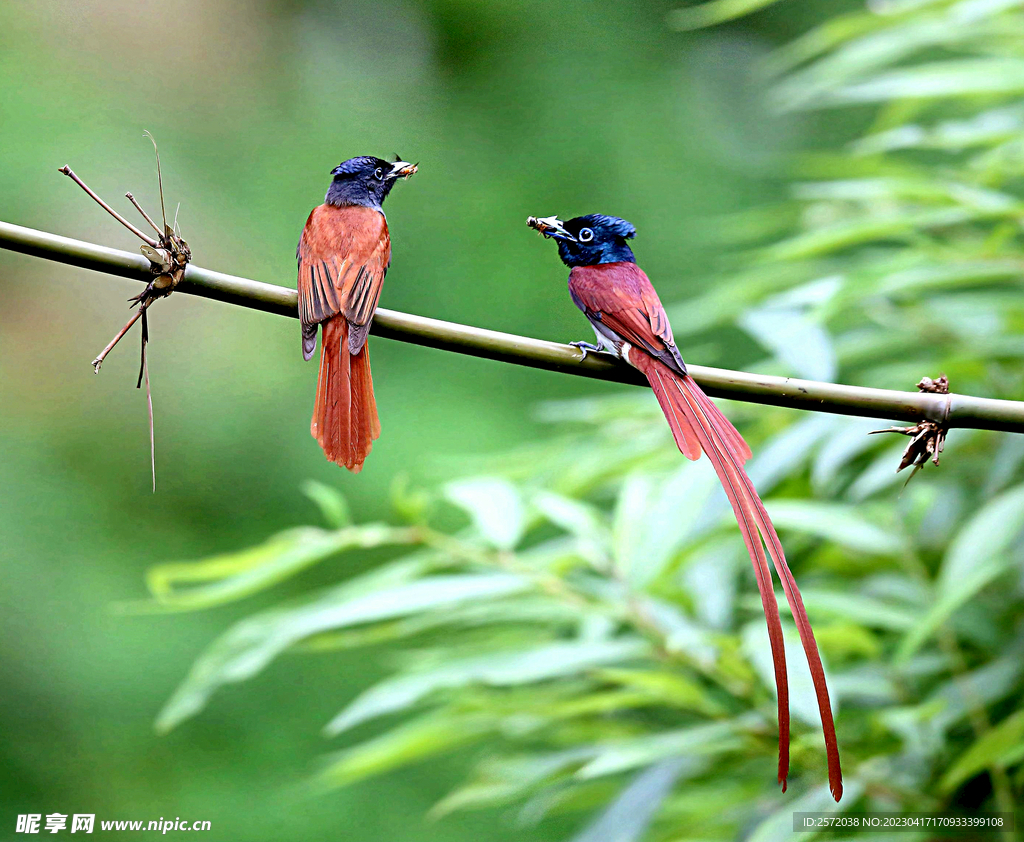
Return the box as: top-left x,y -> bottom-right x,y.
527,213 -> 637,267
325,155 -> 417,210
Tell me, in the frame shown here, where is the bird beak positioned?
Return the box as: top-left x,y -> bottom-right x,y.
527,215 -> 576,243
388,160 -> 418,179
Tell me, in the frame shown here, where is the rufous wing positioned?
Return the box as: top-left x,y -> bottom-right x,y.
296,203 -> 391,359
298,203 -> 389,470
568,263 -> 687,376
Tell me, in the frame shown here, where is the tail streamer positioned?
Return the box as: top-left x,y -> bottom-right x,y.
631,350 -> 842,800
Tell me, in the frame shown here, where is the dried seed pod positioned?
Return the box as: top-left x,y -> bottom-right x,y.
870,374 -> 950,482
59,133 -> 191,491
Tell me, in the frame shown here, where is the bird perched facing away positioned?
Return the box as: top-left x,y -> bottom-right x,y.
528,213 -> 842,800
297,156 -> 417,470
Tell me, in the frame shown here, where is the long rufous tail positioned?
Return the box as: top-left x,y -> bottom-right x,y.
311,316 -> 380,472
630,349 -> 842,801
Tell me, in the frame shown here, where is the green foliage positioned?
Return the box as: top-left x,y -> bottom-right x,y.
149,0 -> 1024,838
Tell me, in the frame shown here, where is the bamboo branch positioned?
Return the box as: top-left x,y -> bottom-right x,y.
4,219 -> 1024,432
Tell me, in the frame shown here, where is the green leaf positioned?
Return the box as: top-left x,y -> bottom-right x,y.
613,467 -> 717,587
612,474 -> 653,581
576,721 -> 745,779
746,415 -> 837,492
846,444 -> 910,501
811,418 -> 889,491
940,481 -> 1024,590
854,111 -> 1024,155
445,476 -> 526,549
898,482 -> 1024,660
533,490 -> 610,565
799,588 -> 918,631
765,9 -> 889,79
941,709 -> 1024,793
318,714 -> 490,789
431,749 -> 596,817
142,524 -> 417,611
595,668 -> 725,716
928,646 -> 1024,734
747,779 -> 863,842
156,571 -> 530,733
682,537 -> 742,629
300,480 -> 351,528
739,280 -> 840,382
765,500 -> 905,555
570,759 -> 686,842
667,0 -> 785,31
324,638 -> 649,736
741,305 -> 837,381
876,260 -> 1024,298
773,15 -> 985,111
760,212 -> 945,262
812,59 -> 1024,109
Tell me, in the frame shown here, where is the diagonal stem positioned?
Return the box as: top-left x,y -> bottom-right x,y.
91,305 -> 146,372
4,219 -> 1024,433
58,167 -> 160,248
125,192 -> 163,236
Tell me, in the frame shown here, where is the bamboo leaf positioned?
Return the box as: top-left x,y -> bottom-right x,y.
800,588 -> 918,631
614,467 -> 717,587
156,571 -> 530,732
432,749 -> 596,817
595,668 -> 725,716
318,714 -> 490,789
811,418 -> 885,491
747,780 -> 863,842
532,490 -> 610,553
569,759 -> 686,842
445,476 -> 526,549
765,500 -> 905,555
300,480 -> 351,528
898,482 -> 1024,660
852,107 -> 1024,155
324,638 -> 649,736
811,59 -> 1024,109
143,524 -> 416,611
739,305 -> 837,382
576,721 -> 744,779
682,537 -> 742,629
667,0 -> 785,32
940,709 -> 1024,792
928,645 -> 1024,734
745,415 -> 838,492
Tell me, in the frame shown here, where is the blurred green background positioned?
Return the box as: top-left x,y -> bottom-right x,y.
4,0 -> 1024,839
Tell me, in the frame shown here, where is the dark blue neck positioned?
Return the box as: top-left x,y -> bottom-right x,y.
557,240 -> 635,268
598,243 -> 635,264
325,180 -> 383,211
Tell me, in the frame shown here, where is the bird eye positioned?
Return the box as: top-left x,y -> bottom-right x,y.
374,167 -> 384,180
578,227 -> 594,243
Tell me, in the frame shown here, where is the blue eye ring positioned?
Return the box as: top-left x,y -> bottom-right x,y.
374,167 -> 384,180
578,227 -> 594,243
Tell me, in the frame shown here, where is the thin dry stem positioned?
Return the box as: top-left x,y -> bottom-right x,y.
91,305 -> 147,372
58,166 -> 159,248
125,192 -> 162,235
143,131 -> 168,231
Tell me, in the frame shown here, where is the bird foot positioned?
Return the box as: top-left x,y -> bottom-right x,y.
569,341 -> 603,361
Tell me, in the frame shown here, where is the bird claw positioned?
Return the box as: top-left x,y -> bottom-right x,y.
569,341 -> 602,361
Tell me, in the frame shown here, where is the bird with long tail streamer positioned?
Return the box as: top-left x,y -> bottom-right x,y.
297,156 -> 417,470
527,213 -> 842,800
